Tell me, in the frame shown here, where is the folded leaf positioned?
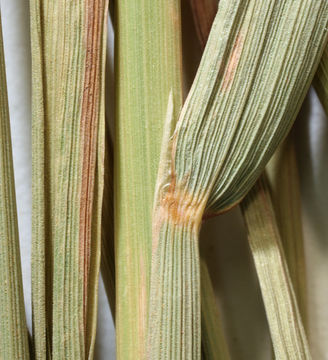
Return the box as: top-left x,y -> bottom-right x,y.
149,1 -> 328,358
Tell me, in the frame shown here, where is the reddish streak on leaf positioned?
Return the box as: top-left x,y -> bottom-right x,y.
79,0 -> 104,338
222,33 -> 244,91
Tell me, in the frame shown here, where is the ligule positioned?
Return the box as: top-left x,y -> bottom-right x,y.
149,0 -> 328,358
241,175 -> 310,359
30,0 -> 108,358
0,15 -> 30,360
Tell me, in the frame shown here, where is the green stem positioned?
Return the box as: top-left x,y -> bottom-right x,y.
115,1 -> 183,358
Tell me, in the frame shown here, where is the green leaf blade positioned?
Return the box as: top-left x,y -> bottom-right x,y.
115,1 -> 183,358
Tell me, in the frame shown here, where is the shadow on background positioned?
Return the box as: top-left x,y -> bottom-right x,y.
295,89 -> 328,359
200,208 -> 271,360
295,89 -> 328,250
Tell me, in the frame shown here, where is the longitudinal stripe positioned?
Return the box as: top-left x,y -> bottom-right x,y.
80,1 -> 108,356
79,0 -> 106,336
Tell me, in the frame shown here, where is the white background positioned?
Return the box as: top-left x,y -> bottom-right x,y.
0,0 -> 115,358
1,0 -> 328,358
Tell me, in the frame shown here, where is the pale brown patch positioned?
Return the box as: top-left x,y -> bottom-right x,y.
169,1 -> 180,31
156,174 -> 204,231
222,32 -> 244,91
152,174 -> 204,259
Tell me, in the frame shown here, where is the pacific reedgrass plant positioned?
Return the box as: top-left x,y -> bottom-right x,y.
0,0 -> 328,359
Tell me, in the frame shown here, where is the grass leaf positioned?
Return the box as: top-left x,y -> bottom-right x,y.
241,175 -> 310,359
267,131 -> 308,328
30,1 -> 108,357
